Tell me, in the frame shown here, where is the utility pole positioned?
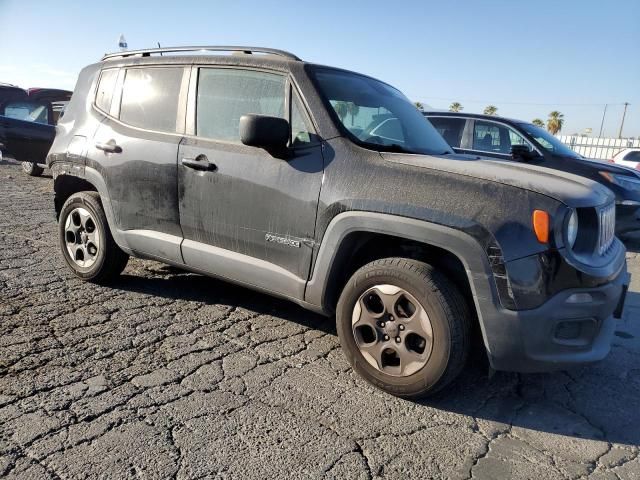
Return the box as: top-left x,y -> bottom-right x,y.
618,102 -> 629,139
598,104 -> 607,138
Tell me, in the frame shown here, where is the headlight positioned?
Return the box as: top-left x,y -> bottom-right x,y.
567,209 -> 578,249
599,172 -> 640,191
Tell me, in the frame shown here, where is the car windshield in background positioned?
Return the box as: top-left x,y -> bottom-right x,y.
311,68 -> 452,155
519,123 -> 581,159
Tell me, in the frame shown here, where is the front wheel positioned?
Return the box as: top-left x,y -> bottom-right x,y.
22,161 -> 44,176
59,192 -> 129,283
336,258 -> 471,398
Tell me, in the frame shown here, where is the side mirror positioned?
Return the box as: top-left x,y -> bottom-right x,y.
240,114 -> 289,152
511,144 -> 536,161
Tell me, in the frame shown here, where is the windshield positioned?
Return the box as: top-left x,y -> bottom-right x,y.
519,123 -> 581,158
311,67 -> 452,155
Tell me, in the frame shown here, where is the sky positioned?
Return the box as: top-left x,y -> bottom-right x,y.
0,0 -> 638,138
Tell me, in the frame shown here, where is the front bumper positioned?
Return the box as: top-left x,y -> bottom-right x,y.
478,262 -> 629,373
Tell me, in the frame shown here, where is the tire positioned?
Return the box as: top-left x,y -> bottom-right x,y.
336,257 -> 471,398
58,192 -> 129,283
22,161 -> 44,177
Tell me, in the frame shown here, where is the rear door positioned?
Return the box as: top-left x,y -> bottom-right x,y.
178,66 -> 323,297
86,65 -> 188,262
0,100 -> 54,162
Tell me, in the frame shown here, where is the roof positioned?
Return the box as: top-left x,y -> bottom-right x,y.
423,110 -> 529,125
101,45 -> 301,62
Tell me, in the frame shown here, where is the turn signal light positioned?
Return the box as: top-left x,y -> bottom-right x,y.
532,210 -> 550,244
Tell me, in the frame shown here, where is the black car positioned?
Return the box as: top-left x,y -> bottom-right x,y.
0,84 -> 72,176
47,46 -> 627,398
424,111 -> 640,234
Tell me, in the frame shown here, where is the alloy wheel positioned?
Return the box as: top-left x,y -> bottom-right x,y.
64,207 -> 100,268
352,284 -> 434,376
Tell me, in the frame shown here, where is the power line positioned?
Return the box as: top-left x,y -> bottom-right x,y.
418,97 -> 629,107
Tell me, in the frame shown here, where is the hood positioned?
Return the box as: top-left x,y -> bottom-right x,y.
578,156 -> 640,177
382,152 -> 614,208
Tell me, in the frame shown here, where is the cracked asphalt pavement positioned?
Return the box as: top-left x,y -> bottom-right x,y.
1,159 -> 639,479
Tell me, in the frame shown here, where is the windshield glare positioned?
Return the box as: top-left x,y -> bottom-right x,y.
519,123 -> 580,158
312,68 -> 452,155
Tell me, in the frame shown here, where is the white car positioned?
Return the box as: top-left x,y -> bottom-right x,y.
612,148 -> 640,169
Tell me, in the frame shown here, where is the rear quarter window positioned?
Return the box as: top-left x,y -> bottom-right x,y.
95,69 -> 118,113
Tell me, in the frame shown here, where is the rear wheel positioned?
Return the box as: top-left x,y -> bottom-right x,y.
336,257 -> 471,398
59,192 -> 129,283
22,161 -> 44,176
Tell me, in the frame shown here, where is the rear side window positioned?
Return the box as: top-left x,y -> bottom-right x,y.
427,117 -> 465,148
624,151 -> 640,162
119,67 -> 183,133
95,69 -> 118,113
196,68 -> 285,142
3,101 -> 48,124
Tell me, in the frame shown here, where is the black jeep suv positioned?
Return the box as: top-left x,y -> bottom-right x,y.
424,111 -> 640,235
47,46 -> 628,398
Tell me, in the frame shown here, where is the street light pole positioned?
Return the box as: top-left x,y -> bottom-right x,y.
618,102 -> 629,139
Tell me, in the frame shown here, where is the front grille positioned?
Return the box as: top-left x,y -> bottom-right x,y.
598,203 -> 616,255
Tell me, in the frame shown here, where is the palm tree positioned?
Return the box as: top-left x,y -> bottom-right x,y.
483,105 -> 498,116
414,101 -> 424,111
449,102 -> 463,112
547,111 -> 564,135
532,118 -> 545,128
333,101 -> 349,122
347,102 -> 360,126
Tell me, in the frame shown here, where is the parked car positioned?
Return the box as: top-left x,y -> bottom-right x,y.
0,83 -> 72,176
424,112 -> 640,235
611,147 -> 640,169
48,46 -> 628,398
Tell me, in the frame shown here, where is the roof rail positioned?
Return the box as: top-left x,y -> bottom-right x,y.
101,45 -> 301,61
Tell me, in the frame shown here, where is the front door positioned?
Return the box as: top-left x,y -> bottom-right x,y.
178,67 -> 323,298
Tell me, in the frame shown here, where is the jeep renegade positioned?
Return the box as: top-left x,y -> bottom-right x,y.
47,46 -> 629,397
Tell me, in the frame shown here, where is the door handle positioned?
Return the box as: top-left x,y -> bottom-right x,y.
95,140 -> 122,153
181,154 -> 217,172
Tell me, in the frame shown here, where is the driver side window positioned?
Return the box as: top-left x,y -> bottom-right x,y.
473,121 -> 531,155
